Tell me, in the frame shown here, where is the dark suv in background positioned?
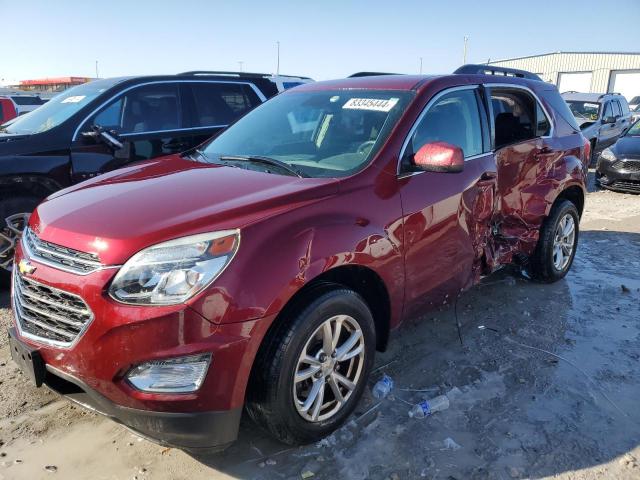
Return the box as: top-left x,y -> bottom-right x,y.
562,91 -> 632,163
0,71 -> 312,280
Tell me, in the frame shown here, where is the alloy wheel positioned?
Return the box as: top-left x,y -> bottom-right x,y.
293,314 -> 365,422
552,213 -> 575,271
0,213 -> 30,271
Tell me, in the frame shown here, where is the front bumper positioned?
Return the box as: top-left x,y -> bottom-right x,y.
8,327 -> 241,450
9,242 -> 275,449
595,157 -> 640,193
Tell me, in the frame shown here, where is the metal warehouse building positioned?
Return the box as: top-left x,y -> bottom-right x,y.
486,52 -> 640,101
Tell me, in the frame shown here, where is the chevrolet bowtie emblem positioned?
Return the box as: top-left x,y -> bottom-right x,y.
18,259 -> 36,275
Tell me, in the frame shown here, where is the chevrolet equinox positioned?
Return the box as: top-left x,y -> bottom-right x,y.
9,65 -> 589,451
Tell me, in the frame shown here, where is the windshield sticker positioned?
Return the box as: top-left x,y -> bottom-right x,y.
343,98 -> 399,112
584,103 -> 599,109
61,95 -> 86,104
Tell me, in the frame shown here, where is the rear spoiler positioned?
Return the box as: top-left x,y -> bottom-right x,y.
454,64 -> 543,81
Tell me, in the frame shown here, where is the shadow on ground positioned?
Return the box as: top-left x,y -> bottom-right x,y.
187,230 -> 640,479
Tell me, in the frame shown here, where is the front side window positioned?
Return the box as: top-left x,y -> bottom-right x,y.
402,88 -> 483,167
603,102 -> 613,119
202,90 -> 412,178
491,89 -> 535,149
85,83 -> 181,135
189,82 -> 260,127
612,100 -> 622,117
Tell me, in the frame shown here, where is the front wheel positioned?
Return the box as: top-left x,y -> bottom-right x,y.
246,288 -> 376,445
530,199 -> 580,283
0,196 -> 41,287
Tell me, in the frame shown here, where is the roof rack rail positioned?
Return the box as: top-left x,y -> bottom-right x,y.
454,64 -> 542,81
348,72 -> 401,78
562,90 -> 579,94
178,71 -> 312,80
178,71 -> 268,78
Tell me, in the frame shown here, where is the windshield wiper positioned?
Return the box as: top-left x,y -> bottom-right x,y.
219,155 -> 308,178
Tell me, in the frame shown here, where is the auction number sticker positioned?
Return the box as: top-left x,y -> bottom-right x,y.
343,97 -> 399,112
61,95 -> 86,104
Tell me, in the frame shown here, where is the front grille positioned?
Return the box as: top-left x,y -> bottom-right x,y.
12,270 -> 93,347
610,180 -> 640,192
23,228 -> 103,275
612,159 -> 640,173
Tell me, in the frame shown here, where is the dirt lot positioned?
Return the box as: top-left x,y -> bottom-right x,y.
1,176 -> 639,480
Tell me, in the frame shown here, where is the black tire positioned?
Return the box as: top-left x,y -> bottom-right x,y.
0,196 -> 41,287
245,288 -> 376,445
530,199 -> 580,283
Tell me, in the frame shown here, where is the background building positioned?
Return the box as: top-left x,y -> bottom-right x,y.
487,52 -> 640,101
13,76 -> 94,93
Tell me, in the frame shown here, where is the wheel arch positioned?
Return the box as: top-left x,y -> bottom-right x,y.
552,184 -> 585,218
0,174 -> 62,201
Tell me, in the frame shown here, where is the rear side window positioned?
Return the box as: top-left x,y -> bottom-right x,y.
542,90 -> 579,131
490,89 -> 535,149
11,96 -> 43,106
189,82 -> 261,127
619,97 -> 630,114
612,100 -> 622,117
404,88 -> 483,163
88,83 -> 182,135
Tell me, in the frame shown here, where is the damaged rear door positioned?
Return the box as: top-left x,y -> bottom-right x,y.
485,85 -> 555,264
398,85 -> 497,317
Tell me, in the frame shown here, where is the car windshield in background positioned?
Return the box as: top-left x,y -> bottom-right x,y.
2,79 -> 119,135
202,90 -> 413,178
566,101 -> 600,121
11,96 -> 44,106
626,121 -> 640,136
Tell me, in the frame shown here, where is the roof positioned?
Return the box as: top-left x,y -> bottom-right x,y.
561,92 -> 622,102
293,75 -> 437,92
488,51 -> 640,64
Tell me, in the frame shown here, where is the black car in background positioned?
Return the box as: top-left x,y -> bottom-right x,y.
596,120 -> 640,193
0,71 -> 312,280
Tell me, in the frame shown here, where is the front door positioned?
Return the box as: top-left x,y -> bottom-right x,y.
70,82 -> 191,183
397,86 -> 496,317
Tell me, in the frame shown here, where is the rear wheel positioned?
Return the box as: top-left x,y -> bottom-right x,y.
0,196 -> 40,287
530,199 -> 580,283
246,288 -> 375,445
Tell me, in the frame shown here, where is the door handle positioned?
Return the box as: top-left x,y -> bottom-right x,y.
480,171 -> 497,181
537,146 -> 553,155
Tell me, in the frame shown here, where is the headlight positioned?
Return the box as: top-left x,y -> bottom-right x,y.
126,353 -> 211,393
109,230 -> 239,305
600,148 -> 616,161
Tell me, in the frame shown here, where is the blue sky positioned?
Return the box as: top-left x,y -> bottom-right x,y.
1,0 -> 638,83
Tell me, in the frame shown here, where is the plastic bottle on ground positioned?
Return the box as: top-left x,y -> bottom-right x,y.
408,395 -> 450,418
372,374 -> 394,399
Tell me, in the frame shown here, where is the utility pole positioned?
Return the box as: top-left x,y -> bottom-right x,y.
276,41 -> 280,75
419,57 -> 423,74
238,61 -> 244,72
95,60 -> 99,79
463,36 -> 469,64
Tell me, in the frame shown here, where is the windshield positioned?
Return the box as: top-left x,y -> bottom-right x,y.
566,101 -> 600,121
626,120 -> 640,136
202,89 -> 413,178
2,79 -> 120,135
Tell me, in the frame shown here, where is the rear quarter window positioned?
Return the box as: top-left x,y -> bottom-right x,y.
542,90 -> 580,131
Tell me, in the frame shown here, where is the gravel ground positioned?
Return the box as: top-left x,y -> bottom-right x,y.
0,178 -> 639,480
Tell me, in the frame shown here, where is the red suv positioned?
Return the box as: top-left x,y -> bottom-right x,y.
9,65 -> 588,451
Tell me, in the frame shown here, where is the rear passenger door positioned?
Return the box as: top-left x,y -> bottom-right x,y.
487,86 -> 553,254
181,81 -> 263,149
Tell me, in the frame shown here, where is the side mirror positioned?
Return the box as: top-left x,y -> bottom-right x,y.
81,124 -> 123,150
602,116 -> 616,124
413,141 -> 464,173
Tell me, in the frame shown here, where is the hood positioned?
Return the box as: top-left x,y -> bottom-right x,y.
32,155 -> 338,265
612,135 -> 640,159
